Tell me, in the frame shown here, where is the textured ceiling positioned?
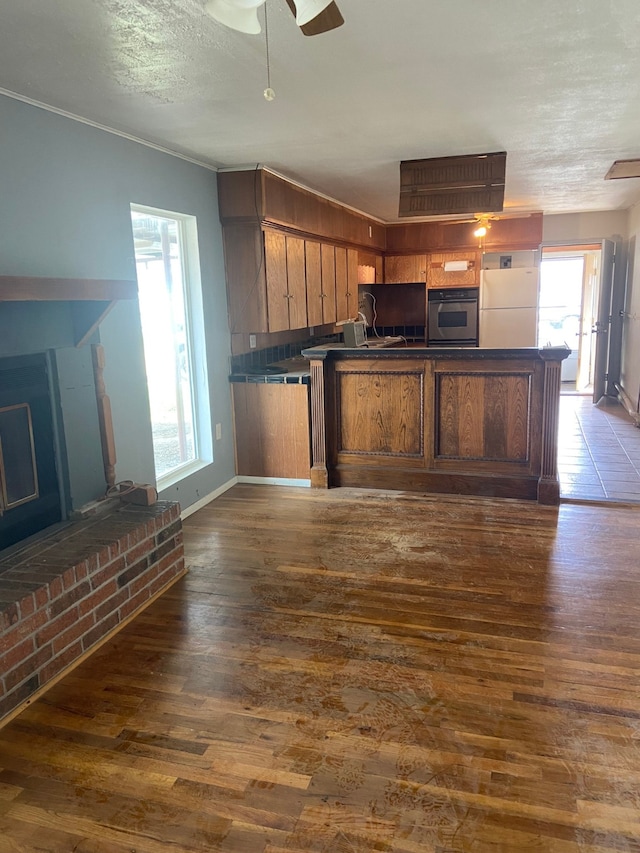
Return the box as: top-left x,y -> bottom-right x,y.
1,0 -> 640,221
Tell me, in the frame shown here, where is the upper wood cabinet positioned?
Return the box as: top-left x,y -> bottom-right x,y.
383,254 -> 427,284
264,231 -> 308,333
222,224 -> 268,334
428,251 -> 480,289
307,242 -> 338,327
346,249 -> 359,319
222,224 -> 310,335
334,247 -> 359,321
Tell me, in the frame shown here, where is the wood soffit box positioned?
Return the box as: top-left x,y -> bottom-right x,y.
399,152 -> 507,218
219,167 -> 541,255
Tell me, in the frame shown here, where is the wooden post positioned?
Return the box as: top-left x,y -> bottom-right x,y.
309,356 -> 329,488
92,344 -> 117,492
538,352 -> 563,505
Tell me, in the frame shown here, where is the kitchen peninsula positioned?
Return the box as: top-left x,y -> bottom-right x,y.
303,345 -> 570,504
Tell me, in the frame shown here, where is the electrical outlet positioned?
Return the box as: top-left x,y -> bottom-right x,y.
249,334 -> 257,349
309,326 -> 314,335
215,423 -> 222,440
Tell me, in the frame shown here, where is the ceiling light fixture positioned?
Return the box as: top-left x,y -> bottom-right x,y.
204,0 -> 265,35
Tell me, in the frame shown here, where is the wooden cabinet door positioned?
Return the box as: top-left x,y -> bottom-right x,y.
305,240 -> 324,327
232,383 -> 310,479
286,235 -> 308,329
222,224 -> 268,334
384,254 -> 427,283
428,251 -> 480,289
347,249 -> 359,319
264,229 -> 289,332
321,244 -> 337,325
334,246 -> 348,322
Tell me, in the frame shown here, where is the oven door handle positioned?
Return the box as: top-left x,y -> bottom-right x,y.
434,299 -> 477,306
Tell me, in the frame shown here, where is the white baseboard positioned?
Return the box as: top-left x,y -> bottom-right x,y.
616,384 -> 640,426
236,476 -> 311,488
180,477 -> 238,519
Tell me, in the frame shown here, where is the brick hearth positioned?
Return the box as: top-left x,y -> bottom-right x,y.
0,501 -> 185,725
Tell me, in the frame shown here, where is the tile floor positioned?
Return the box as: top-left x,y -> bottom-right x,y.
557,393 -> 640,503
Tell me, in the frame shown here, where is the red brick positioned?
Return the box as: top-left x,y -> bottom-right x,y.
95,587 -> 129,623
0,636 -> 35,673
97,541 -> 121,568
90,556 -> 126,591
34,586 -> 49,610
74,560 -> 89,581
82,611 -> 120,652
124,535 -> 155,568
39,641 -> 83,685
62,566 -> 77,590
48,576 -> 63,601
5,643 -> 53,691
156,520 -> 181,545
0,609 -> 48,655
52,612 -> 95,655
48,580 -> 91,618
126,526 -> 147,549
0,603 -> 19,632
19,594 -> 36,619
35,606 -> 79,648
117,557 -> 150,589
118,586 -> 152,621
85,552 -> 99,574
155,549 -> 184,577
149,563 -> 183,598
78,580 -> 117,618
130,564 -> 159,598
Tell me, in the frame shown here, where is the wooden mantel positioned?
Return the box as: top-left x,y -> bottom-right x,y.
0,275 -> 138,347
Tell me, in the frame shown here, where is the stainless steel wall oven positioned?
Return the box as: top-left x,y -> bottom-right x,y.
427,287 -> 479,346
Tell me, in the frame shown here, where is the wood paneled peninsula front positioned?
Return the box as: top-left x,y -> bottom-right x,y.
303,345 -> 570,504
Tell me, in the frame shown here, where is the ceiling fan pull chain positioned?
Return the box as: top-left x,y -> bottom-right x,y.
264,2 -> 275,101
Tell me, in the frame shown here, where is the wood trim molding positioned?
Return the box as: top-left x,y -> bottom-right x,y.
0,276 -> 137,301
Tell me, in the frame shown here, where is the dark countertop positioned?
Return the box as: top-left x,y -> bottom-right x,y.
302,344 -> 571,361
229,355 -> 310,383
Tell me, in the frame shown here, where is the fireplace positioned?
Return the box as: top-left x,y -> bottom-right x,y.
0,276 -> 185,727
0,353 -> 63,550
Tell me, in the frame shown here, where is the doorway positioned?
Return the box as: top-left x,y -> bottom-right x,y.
539,245 -> 603,395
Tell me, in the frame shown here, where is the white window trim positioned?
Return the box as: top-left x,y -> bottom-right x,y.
131,203 -> 213,487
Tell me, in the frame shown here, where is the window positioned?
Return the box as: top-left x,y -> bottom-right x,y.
130,206 -> 210,485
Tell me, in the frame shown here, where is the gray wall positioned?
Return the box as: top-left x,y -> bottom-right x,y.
0,94 -> 235,511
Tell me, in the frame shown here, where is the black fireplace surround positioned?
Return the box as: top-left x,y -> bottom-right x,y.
0,353 -> 62,551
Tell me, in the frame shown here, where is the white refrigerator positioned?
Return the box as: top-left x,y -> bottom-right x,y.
479,267 -> 539,348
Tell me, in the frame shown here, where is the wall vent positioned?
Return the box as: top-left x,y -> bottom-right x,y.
604,159 -> 640,180
399,151 -> 506,218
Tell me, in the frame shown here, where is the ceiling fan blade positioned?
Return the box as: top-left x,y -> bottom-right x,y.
284,0 -> 344,36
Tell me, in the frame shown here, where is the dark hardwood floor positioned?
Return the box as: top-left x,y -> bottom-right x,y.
1,484 -> 640,851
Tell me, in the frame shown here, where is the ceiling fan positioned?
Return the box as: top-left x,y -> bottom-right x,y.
204,0 -> 344,36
